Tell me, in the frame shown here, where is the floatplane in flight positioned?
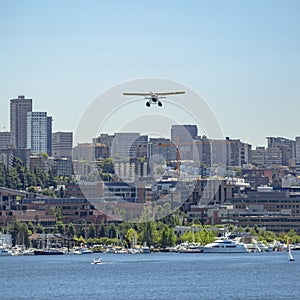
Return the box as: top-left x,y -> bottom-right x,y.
123,91 -> 185,107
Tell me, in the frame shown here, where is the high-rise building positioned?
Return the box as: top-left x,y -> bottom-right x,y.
251,146 -> 282,167
47,116 -> 53,156
266,136 -> 295,166
52,132 -> 73,158
225,137 -> 241,167
93,134 -> 114,157
52,157 -> 73,177
171,124 -> 198,143
251,147 -> 265,167
72,143 -> 93,161
71,142 -> 108,162
0,132 -> 12,149
111,132 -> 140,160
10,95 -> 32,149
131,135 -> 148,159
267,136 -> 295,149
27,112 -> 52,155
240,142 -> 252,166
171,125 -> 198,160
225,137 -> 252,167
296,137 -> 300,175
149,137 -> 177,161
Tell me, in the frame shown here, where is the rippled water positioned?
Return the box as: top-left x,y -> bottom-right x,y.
1,251 -> 299,300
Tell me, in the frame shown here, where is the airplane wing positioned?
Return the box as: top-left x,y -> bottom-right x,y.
155,91 -> 185,96
123,91 -> 185,96
123,92 -> 152,96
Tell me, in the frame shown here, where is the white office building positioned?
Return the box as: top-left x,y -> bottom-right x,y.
27,112 -> 52,155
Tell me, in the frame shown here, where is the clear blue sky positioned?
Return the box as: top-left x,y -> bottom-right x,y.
1,0 -> 299,147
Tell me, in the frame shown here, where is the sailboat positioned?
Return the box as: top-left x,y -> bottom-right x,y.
288,241 -> 295,262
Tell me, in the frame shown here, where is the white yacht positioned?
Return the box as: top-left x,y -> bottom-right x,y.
202,238 -> 248,253
0,247 -> 13,256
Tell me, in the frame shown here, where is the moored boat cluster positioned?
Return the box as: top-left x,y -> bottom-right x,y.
1,237 -> 297,256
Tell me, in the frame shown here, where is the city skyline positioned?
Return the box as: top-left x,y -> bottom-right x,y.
2,93 -> 300,149
1,1 -> 300,147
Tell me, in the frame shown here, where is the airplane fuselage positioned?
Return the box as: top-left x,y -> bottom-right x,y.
123,91 -> 185,107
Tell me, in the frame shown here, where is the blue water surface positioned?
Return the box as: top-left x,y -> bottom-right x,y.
0,251 -> 299,300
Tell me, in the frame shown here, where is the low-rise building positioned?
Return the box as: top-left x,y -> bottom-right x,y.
0,197 -> 108,230
189,187 -> 300,233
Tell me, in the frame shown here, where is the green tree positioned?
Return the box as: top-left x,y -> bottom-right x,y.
126,228 -> 138,247
108,223 -> 117,238
77,223 -> 87,239
8,168 -> 22,189
160,225 -> 176,248
102,158 -> 114,174
88,222 -> 96,239
198,227 -> 216,246
42,188 -> 56,197
35,223 -> 44,234
54,221 -> 65,235
138,221 -> 160,246
9,222 -> 30,247
27,186 -> 36,193
25,170 -> 36,187
99,223 -> 106,238
67,222 -> 76,238
27,221 -> 34,233
9,221 -> 21,246
167,227 -> 177,247
179,230 -> 193,243
51,207 -> 63,222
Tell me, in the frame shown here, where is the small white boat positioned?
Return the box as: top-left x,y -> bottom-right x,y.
92,257 -> 102,264
141,244 -> 150,254
141,245 -> 150,253
128,248 -> 140,254
114,247 -> 128,254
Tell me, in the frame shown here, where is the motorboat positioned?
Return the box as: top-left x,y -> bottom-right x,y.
245,239 -> 274,252
73,246 -> 93,255
23,248 -> 35,256
254,242 -> 270,252
34,248 -> 64,255
0,247 -> 12,256
92,257 -> 102,264
127,247 -> 140,254
179,243 -> 203,253
141,243 -> 150,254
114,247 -> 128,254
202,237 -> 248,253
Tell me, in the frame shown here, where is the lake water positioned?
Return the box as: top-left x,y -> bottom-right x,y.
1,251 -> 300,300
